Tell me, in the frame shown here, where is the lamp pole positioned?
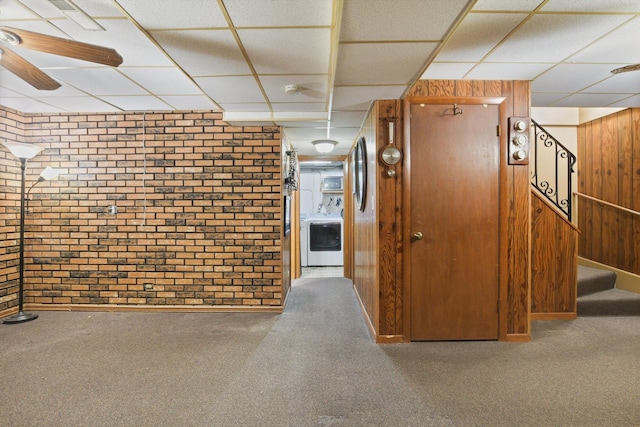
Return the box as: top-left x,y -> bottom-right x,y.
4,157 -> 39,324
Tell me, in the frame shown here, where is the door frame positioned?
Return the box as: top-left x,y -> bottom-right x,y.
402,96 -> 509,341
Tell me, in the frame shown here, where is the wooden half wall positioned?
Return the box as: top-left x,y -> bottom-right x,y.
352,80 -> 532,342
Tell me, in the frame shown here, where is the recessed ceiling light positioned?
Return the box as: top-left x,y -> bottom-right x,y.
611,64 -> 640,74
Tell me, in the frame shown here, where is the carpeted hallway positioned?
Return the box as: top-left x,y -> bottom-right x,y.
1,277 -> 639,426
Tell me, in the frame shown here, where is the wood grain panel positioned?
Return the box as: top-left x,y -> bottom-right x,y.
454,80 -> 473,96
601,115 -> 619,266
578,108 -> 640,276
531,192 -> 578,316
405,79 -> 531,340
577,124 -> 587,257
618,110 -> 633,269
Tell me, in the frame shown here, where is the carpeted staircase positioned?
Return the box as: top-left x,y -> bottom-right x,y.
577,264 -> 617,297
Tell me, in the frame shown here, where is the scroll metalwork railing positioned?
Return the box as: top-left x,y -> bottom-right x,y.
530,119 -> 576,221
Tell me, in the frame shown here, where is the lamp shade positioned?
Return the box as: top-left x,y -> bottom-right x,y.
1,141 -> 45,160
39,166 -> 60,181
312,139 -> 337,154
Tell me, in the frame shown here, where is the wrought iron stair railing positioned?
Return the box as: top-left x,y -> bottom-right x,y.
530,119 -> 576,222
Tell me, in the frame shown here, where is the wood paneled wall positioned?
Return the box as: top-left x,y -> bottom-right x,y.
352,80 -> 531,342
531,191 -> 578,318
578,109 -> 640,274
407,80 -> 531,341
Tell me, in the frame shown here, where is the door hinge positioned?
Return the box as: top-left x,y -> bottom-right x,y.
497,125 -> 501,137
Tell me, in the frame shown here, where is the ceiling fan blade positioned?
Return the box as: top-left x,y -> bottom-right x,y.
0,47 -> 61,90
0,26 -> 123,67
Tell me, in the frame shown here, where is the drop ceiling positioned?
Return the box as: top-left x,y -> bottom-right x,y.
1,0 -> 639,157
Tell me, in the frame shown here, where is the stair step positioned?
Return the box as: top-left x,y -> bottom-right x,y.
578,265 -> 616,297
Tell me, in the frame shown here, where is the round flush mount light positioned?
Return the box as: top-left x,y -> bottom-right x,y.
312,139 -> 337,153
284,84 -> 301,95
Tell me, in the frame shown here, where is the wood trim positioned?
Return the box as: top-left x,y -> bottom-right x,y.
532,189 -> 580,232
505,333 -> 531,342
403,95 -> 509,342
352,282 -> 378,340
531,312 -> 577,320
575,191 -> 640,217
25,303 -> 284,313
376,335 -> 408,344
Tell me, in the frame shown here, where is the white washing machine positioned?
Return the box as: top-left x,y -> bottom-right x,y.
300,215 -> 308,267
306,214 -> 343,266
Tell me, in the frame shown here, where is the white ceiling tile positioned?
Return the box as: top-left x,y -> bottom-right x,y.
540,0 -> 640,13
224,0 -> 333,27
271,103 -> 327,113
437,13 -> 527,61
552,93 -> 630,108
332,86 -> 406,111
472,0 -> 542,11
532,64 -> 616,92
218,103 -> 270,112
466,62 -> 553,80
46,68 -> 149,95
341,0 -> 469,41
0,97 -> 65,113
114,0 -> 227,29
531,92 -> 571,107
336,43 -> 438,85
260,75 -> 329,104
51,19 -> 175,68
486,14 -> 631,62
330,111 -> 367,128
0,70 -> 84,97
0,0 -> 42,19
238,28 -> 330,74
585,72 -> 640,94
119,67 -> 203,95
100,96 -> 173,111
421,63 -> 477,79
42,96 -> 123,112
151,29 -> 250,76
160,96 -> 220,111
195,76 -> 264,103
608,94 -> 640,108
568,17 -> 640,64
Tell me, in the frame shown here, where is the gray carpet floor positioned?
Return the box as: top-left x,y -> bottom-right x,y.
1,277 -> 639,426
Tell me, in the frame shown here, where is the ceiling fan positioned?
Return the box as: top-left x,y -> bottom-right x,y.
0,26 -> 123,90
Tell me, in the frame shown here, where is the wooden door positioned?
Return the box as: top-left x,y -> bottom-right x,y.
409,103 -> 500,340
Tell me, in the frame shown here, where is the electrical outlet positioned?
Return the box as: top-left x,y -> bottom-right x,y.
107,205 -> 117,215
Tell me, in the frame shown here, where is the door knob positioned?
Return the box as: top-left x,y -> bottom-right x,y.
412,231 -> 423,240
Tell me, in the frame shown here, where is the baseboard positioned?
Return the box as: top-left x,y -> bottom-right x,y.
578,257 -> 640,294
0,307 -> 18,319
351,284 -> 378,341
24,303 -> 284,314
531,312 -> 577,320
505,333 -> 531,342
376,335 -> 408,344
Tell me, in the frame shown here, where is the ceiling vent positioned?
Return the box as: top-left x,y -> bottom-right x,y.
47,0 -> 105,31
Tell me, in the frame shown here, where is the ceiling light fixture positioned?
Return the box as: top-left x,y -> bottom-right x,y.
312,139 -> 337,153
611,64 -> 640,74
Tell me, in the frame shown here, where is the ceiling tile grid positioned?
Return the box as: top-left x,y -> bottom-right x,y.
2,0 -> 640,156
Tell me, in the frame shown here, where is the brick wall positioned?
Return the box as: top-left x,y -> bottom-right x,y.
0,109 -> 283,312
0,108 -> 28,312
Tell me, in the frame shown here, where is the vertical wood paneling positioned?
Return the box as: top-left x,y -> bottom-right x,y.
577,125 -> 587,257
578,108 -> 640,276
531,195 -> 555,312
601,115 -> 619,266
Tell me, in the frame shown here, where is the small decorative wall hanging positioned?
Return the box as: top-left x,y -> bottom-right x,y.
284,149 -> 299,194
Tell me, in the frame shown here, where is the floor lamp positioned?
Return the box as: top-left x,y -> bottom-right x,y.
2,140 -> 58,324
